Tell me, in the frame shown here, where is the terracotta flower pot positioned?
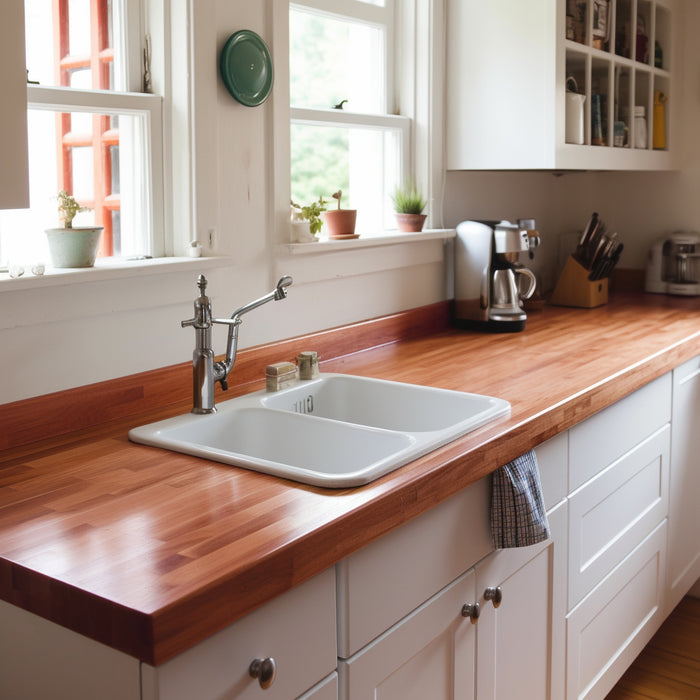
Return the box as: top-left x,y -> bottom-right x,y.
323,209 -> 357,238
395,213 -> 427,233
45,227 -> 103,268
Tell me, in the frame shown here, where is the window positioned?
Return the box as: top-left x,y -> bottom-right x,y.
289,0 -> 409,235
0,0 -> 162,267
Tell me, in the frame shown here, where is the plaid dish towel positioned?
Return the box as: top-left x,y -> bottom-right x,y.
491,449 -> 550,548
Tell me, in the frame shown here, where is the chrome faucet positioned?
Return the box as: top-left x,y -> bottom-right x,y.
181,274 -> 293,414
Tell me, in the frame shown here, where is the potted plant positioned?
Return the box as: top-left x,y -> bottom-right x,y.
290,196 -> 327,242
391,182 -> 427,232
322,190 -> 357,239
45,191 -> 104,268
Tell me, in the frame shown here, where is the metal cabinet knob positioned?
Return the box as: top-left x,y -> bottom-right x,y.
484,586 -> 503,608
249,657 -> 276,689
461,602 -> 480,622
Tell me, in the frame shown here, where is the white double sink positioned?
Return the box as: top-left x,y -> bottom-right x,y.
128,374 -> 510,488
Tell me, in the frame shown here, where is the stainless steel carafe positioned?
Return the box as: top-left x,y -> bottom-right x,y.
491,267 -> 537,319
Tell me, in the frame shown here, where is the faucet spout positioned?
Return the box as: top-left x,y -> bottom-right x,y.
275,275 -> 293,300
216,277 -> 294,388
228,276 -> 294,320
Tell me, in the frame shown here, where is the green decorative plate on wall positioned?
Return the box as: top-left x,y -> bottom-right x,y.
220,30 -> 273,107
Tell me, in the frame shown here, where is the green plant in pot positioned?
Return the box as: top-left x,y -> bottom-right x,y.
290,196 -> 327,242
322,190 -> 357,239
45,190 -> 104,268
391,182 -> 427,232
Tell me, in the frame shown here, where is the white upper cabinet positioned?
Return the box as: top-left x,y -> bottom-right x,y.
0,0 -> 29,209
446,0 -> 678,171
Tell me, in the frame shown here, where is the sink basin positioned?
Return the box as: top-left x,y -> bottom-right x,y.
262,374 -> 507,433
129,374 -> 510,487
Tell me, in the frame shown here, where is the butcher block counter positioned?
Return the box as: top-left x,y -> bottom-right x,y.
0,292 -> 698,667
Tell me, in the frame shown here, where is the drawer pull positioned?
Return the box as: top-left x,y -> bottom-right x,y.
484,586 -> 503,607
461,602 -> 480,622
249,657 -> 276,689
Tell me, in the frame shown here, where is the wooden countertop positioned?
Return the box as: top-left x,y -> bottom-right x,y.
1,293 -> 699,665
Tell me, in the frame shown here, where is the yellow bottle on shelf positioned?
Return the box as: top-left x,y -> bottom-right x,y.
653,91 -> 667,150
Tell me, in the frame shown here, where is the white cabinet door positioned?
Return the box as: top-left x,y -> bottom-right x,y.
475,500 -> 567,700
339,569 -> 478,700
0,0 -> 29,209
566,521 -> 667,700
667,355 -> 700,610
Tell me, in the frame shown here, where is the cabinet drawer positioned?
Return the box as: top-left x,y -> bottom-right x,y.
566,521 -> 667,700
141,568 -> 336,700
338,569 -> 477,700
568,425 -> 669,609
336,477 -> 491,658
569,373 -> 671,491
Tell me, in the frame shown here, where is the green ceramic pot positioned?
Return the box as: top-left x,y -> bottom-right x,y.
45,227 -> 104,268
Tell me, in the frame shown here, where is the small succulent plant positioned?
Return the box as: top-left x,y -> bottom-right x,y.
56,190 -> 89,229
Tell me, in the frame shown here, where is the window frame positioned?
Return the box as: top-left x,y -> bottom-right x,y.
26,84 -> 164,257
2,0 -> 165,264
289,0 -> 413,235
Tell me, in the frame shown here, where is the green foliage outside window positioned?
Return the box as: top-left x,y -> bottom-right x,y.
289,10 -> 352,205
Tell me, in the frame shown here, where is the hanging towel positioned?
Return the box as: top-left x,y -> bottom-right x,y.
490,449 -> 550,549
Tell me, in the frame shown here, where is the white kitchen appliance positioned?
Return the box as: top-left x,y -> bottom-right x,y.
645,231 -> 700,296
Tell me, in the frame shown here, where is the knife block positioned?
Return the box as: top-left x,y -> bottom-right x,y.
550,255 -> 608,308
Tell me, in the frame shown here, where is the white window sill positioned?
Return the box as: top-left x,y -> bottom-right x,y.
0,255 -> 231,293
279,229 -> 455,254
274,229 -> 456,286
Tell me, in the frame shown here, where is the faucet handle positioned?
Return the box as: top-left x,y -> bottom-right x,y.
181,274 -> 212,328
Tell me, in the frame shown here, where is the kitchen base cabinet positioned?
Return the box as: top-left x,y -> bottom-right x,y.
141,568 -> 337,700
667,355 -> 700,611
0,599 -> 141,700
566,521 -> 667,700
338,569 -> 478,700
475,500 -> 567,700
338,491 -> 567,700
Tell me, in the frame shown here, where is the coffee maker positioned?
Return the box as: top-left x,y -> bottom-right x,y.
453,220 -> 537,332
645,231 -> 700,296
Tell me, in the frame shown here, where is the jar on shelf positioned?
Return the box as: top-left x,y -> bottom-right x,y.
633,106 -> 647,149
634,105 -> 649,148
